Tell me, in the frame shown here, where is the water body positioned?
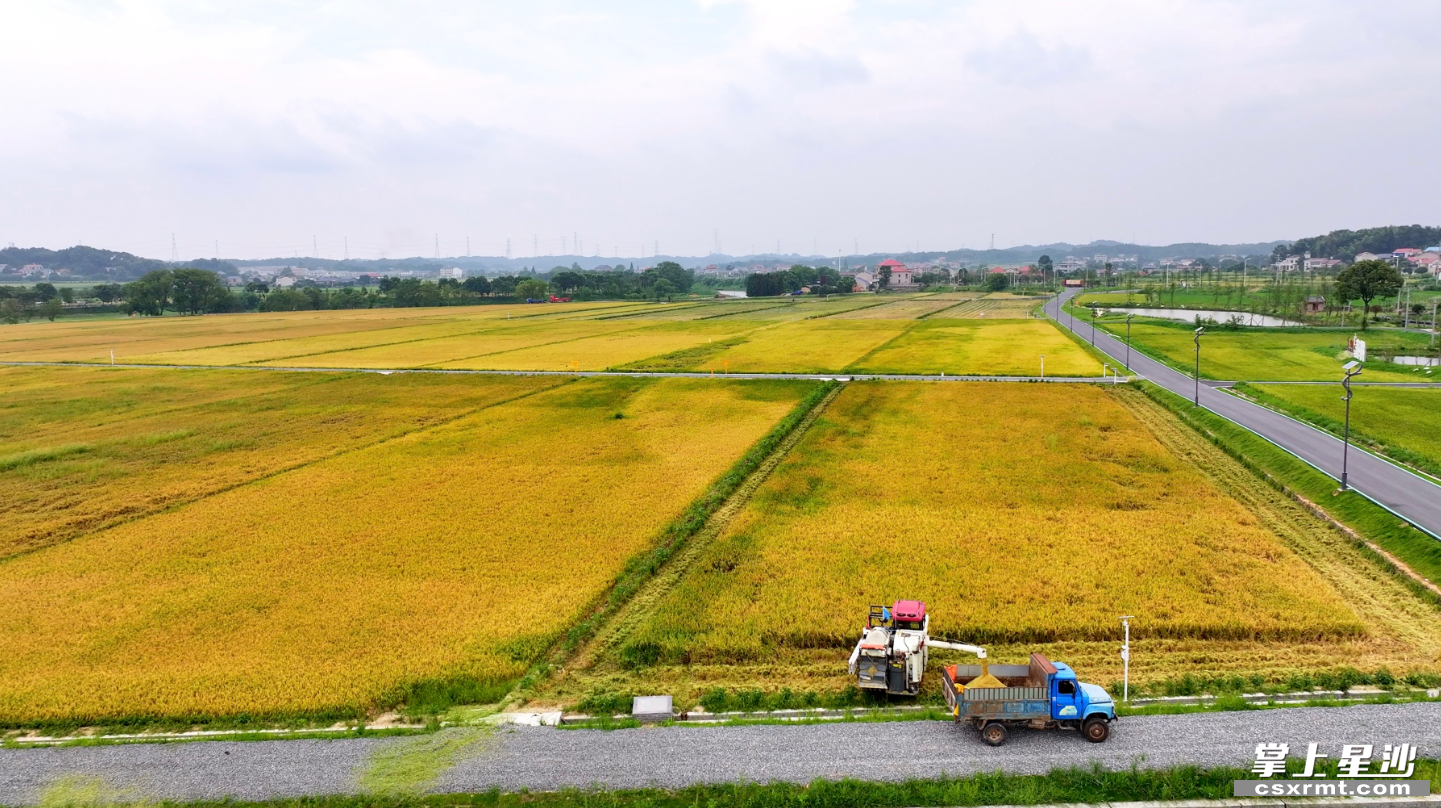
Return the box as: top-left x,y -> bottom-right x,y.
1102,307 -> 1300,327
1392,356 -> 1440,367
716,290 -> 747,299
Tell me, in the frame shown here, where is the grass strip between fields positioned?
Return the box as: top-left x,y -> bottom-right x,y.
1136,380 -> 1441,594
494,380 -> 841,709
36,759 -> 1441,808
1229,382 -> 1441,482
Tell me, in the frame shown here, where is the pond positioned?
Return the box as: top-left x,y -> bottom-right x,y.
1099,307 -> 1300,327
1392,356 -> 1440,367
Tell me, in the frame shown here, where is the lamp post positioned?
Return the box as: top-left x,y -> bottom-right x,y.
1340,360 -> 1363,491
1118,615 -> 1134,703
1040,355 -> 1045,380
1089,307 -> 1097,345
1193,326 -> 1205,406
1124,314 -> 1134,370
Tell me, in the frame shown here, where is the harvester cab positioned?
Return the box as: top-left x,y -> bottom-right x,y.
848,599 -> 982,696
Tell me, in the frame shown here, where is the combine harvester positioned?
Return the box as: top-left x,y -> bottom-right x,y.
848,600 -> 1116,746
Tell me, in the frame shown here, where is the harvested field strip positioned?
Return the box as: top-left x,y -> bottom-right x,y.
442,327 -> 757,372
0,377 -> 816,723
684,320 -> 908,373
0,367 -> 568,559
916,300 -> 973,319
829,298 -> 949,320
942,296 -> 1043,318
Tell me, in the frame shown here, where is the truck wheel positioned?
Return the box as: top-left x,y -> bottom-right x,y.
980,722 -> 1008,747
1083,717 -> 1110,743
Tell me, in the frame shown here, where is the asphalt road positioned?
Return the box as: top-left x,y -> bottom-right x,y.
1045,291 -> 1441,541
2,703 -> 1439,804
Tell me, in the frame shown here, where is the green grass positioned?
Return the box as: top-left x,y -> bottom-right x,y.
1238,384 -> 1441,480
1137,380 -> 1441,587
0,443 -> 92,471
40,760 -> 1441,808
359,728 -> 494,796
1098,321 -> 1429,381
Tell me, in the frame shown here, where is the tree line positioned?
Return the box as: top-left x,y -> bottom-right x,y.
1277,225 -> 1441,262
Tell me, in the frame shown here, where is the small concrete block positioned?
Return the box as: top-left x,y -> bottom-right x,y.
632,695 -> 674,722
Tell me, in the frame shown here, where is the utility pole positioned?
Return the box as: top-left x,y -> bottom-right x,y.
344,237 -> 349,261
1124,314 -> 1134,370
434,234 -> 439,259
1193,327 -> 1205,406
1340,360 -> 1362,491
313,235 -> 318,258
1118,616 -> 1134,702
170,233 -> 178,262
506,238 -> 511,259
466,237 -> 470,258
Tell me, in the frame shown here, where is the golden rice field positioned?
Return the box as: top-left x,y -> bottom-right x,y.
945,294 -> 1045,318
0,373 -> 817,722
0,296 -> 1100,376
848,320 -> 1098,376
545,382 -> 1441,707
0,367 -> 567,559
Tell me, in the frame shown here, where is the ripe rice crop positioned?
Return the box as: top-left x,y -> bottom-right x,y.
943,295 -> 1044,318
442,325 -> 757,372
0,376 -> 815,723
0,367 -> 566,558
688,320 -> 908,373
847,320 -> 1099,376
622,382 -> 1367,670
270,320 -> 645,369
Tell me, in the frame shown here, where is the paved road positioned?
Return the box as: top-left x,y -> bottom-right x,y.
1045,291 -> 1441,540
2,703 -> 1439,804
0,360 -> 1104,384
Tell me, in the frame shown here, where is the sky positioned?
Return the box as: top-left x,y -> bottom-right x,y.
3,0 -> 1439,262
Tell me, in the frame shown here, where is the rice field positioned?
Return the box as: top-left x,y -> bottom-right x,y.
0,374 -> 818,722
0,297 -> 1097,376
0,367 -> 567,559
544,382 -> 1441,707
944,294 -> 1045,318
847,320 -> 1099,376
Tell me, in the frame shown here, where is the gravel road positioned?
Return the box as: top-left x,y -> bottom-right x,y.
3,703 -> 1439,805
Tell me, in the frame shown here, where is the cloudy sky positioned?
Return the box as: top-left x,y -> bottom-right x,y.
3,1 -> 1439,261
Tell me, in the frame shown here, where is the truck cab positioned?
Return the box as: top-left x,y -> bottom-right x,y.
1048,662 -> 1115,725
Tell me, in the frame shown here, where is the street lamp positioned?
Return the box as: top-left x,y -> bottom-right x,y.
1192,326 -> 1205,406
1040,355 -> 1045,380
1118,615 -> 1135,702
1340,360 -> 1363,491
1089,307 -> 1097,345
1124,314 -> 1134,370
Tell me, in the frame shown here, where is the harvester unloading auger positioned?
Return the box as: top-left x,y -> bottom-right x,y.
847,600 -> 1003,695
848,599 -> 1117,746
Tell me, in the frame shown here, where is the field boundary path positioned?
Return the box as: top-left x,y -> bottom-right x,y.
1,703 -> 1439,804
0,360 -> 1106,383
1044,291 -> 1441,541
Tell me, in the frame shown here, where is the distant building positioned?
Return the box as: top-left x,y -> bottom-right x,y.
438,267 -> 463,279
274,277 -> 297,288
1305,296 -> 1326,314
1272,257 -> 1301,272
1057,259 -> 1085,272
851,271 -> 876,291
1304,258 -> 1342,271
1393,248 -> 1422,258
876,258 -> 916,287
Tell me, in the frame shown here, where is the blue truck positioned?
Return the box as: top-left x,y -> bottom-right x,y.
941,652 -> 1116,746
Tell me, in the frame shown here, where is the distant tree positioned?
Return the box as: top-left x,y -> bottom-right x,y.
983,272 -> 1008,292
1336,259 -> 1403,330
514,278 -> 549,300
1037,254 -> 1054,281
462,275 -> 492,295
170,269 -> 229,314
491,275 -> 519,295
123,270 -> 174,316
652,278 -> 677,300
91,283 -> 123,303
32,282 -> 58,301
877,265 -> 892,290
788,265 -> 818,287
59,287 -> 75,304
650,261 -> 694,294
550,271 -> 586,293
40,297 -> 63,321
259,288 -> 309,312
0,297 -> 25,324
